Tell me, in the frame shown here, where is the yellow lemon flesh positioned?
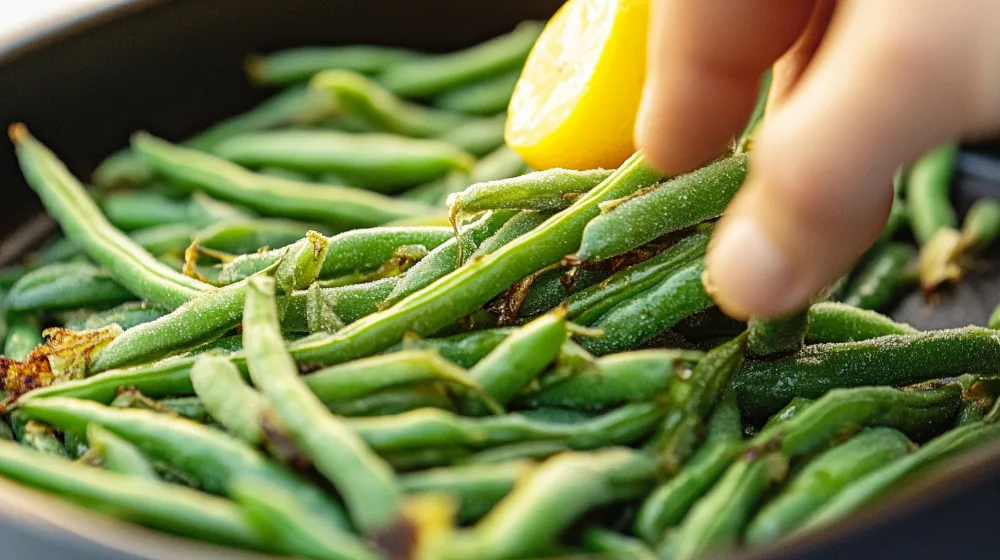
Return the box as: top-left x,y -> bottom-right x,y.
505,0 -> 649,171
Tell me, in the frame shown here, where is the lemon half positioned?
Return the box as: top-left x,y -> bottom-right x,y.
505,0 -> 649,171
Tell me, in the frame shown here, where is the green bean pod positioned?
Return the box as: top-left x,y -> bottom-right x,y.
580,258 -> 713,355
448,168 -> 613,218
211,129 -> 474,192
311,70 -> 468,137
745,427 -> 912,545
960,198 -> 1000,251
99,191 -> 253,231
515,349 -> 702,412
6,262 -> 133,313
217,225 -> 453,284
190,354 -> 269,445
133,133 -> 439,229
747,309 -> 808,358
564,230 -> 711,325
11,126 -> 211,308
247,45 -> 420,85
243,276 -> 402,534
195,219 -> 329,255
439,448 -> 657,560
0,439 -> 270,550
583,528 -> 658,560
906,143 -> 959,244
378,21 -> 543,98
433,68 -> 521,115
304,349 -> 499,411
18,420 -> 70,457
4,316 -> 42,360
801,414 -> 1000,531
662,452 -> 784,560
734,327 -> 1000,419
281,278 -> 400,332
16,397 -> 351,528
400,460 -> 533,523
41,223 -> 197,263
460,440 -> 570,465
466,311 -> 568,413
87,424 -> 159,479
390,328 -> 515,368
231,475 -> 379,560
575,154 -> 748,262
435,113 -> 508,157
345,403 -> 662,453
156,396 -> 207,422
842,242 -> 914,310
382,210 -> 518,308
648,334 -> 748,475
516,267 -> 608,319
805,301 -> 917,343
634,390 -> 744,543
326,383 -> 455,417
275,231 -> 329,294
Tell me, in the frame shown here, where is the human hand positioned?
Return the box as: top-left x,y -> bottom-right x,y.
635,0 -> 1000,320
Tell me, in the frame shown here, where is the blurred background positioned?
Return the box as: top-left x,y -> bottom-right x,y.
0,1 -> 122,46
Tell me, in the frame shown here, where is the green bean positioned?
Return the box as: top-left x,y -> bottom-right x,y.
382,210 -> 517,308
190,354 -> 268,445
41,223 -> 196,263
734,327 -> 1000,419
243,276 -> 402,533
469,146 -> 529,185
460,440 -> 570,465
217,225 -> 453,284
306,282 -> 345,333
564,230 -> 711,325
21,354 -> 200,403
275,231 -> 329,295
465,311 -> 567,414
195,219 -> 328,255
18,396 -> 351,527
311,70 -> 469,137
391,328 -> 515,368
575,154 -> 748,262
6,262 -> 133,312
745,427 -> 912,545
440,448 -> 658,560
4,315 -> 42,360
435,113 -> 507,157
583,528 -> 658,560
662,452 -> 783,560
515,349 -> 702,412
100,191 -> 254,232
747,309 -> 808,358
326,383 -> 456,417
954,375 -> 1000,426
247,45 -> 420,85
281,278 -> 400,333
634,389 -> 744,542
0,438 -> 271,549
11,126 -> 211,308
257,166 -> 315,182
383,446 -> 470,472
87,423 -> 158,479
0,266 -> 28,291
648,334 -> 748,475
906,143 -> 959,244
735,68 -> 772,152
156,396 -> 207,422
960,198 -> 1000,251
448,168 -> 613,218
231,476 -> 378,560
761,397 -> 814,431
304,349 -> 499,411
801,413 -> 1000,532
400,460 -> 532,523
345,402 -> 662,454
133,133 -> 438,228
580,258 -> 713,355
18,419 -> 69,457
841,242 -> 913,310
753,385 -> 960,458
95,84 -> 335,187
433,68 -> 521,115
378,21 -> 543,98
805,302 -> 916,343
516,268 -> 608,319
468,210 -> 549,259
211,129 -> 475,192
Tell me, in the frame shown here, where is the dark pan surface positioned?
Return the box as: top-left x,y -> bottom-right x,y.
1,1 -> 1000,558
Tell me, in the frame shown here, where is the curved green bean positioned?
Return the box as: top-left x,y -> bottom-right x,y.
906,143 -> 959,244
448,168 -> 613,218
247,45 -> 420,85
806,302 -> 916,343
842,242 -> 913,310
6,262 -> 133,312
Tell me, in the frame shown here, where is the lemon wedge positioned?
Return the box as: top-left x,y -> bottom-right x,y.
505,0 -> 649,171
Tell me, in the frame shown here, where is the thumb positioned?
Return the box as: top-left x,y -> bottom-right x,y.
704,0 -> 1000,319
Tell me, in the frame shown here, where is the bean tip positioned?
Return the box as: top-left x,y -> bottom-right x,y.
243,54 -> 264,82
7,122 -> 27,143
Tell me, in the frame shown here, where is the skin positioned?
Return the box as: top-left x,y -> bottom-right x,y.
636,0 -> 1000,319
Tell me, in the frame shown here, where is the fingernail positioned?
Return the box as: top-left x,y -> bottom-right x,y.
705,217 -> 804,319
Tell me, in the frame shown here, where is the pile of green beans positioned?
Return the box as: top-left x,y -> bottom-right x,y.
2,19 -> 1000,560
